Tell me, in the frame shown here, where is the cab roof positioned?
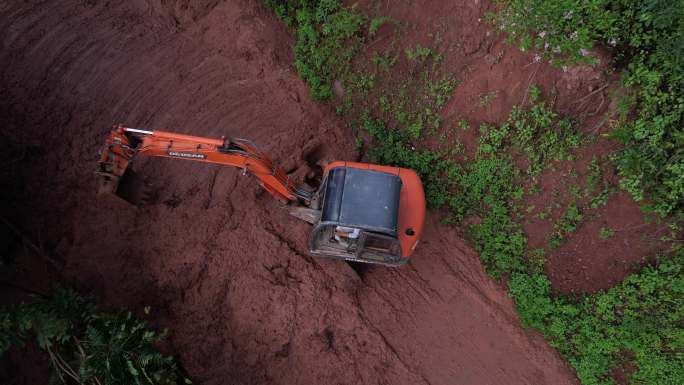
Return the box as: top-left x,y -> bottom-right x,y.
320,167 -> 402,236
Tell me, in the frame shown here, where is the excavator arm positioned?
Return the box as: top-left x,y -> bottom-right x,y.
97,125 -> 311,204
96,124 -> 426,265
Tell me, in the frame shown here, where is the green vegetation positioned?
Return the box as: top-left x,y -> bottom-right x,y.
526,248 -> 546,273
368,16 -> 390,36
371,50 -> 397,73
585,157 -> 603,195
510,254 -> 684,385
494,0 -> 684,221
584,156 -> 615,209
265,0 -> 366,100
365,88 -> 580,276
599,226 -> 615,239
267,1 -> 684,384
550,203 -> 584,248
488,4 -> 684,378
462,91 -> 683,385
478,90 -> 499,107
405,44 -> 433,61
481,86 -> 580,176
364,85 -> 683,383
1,287 -> 189,385
368,86 -> 683,384
358,53 -> 456,142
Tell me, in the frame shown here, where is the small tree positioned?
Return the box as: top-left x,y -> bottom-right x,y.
1,287 -> 191,385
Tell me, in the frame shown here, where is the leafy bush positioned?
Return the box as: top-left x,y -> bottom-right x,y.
599,226 -> 615,239
492,0 -> 614,65
511,254 -> 684,385
266,0 -> 366,100
549,203 -> 584,248
1,287 -> 189,385
493,0 -> 684,220
479,86 -> 580,175
264,0 -> 324,26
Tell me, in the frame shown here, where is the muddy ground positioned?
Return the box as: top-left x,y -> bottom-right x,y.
0,1 -> 659,384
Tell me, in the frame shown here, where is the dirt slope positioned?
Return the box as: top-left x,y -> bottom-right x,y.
1,1 -> 578,384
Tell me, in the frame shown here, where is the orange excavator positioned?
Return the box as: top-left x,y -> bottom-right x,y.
97,125 -> 425,266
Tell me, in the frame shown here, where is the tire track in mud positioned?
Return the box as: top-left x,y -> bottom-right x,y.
1,1 -> 579,384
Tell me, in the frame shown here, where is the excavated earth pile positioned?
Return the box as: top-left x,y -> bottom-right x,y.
1,1 -> 579,384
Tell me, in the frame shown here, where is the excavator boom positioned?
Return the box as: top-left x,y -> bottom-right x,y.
97,125 -> 310,203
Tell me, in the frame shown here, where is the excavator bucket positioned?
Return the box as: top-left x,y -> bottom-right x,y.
97,168 -> 155,206
97,173 -> 120,196
96,126 -> 153,206
116,170 -> 157,206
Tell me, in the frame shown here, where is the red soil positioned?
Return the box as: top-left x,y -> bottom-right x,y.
0,1 -> 582,384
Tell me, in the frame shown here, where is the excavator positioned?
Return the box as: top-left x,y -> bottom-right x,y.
97,125 -> 425,266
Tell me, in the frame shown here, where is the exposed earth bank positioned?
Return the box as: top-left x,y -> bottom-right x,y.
1,1 -> 579,384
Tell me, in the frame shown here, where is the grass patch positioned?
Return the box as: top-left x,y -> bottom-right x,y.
357,57 -> 456,142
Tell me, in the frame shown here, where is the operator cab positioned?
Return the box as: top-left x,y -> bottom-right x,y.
309,163 -> 425,266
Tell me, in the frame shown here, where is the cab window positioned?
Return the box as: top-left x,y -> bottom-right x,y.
359,232 -> 400,262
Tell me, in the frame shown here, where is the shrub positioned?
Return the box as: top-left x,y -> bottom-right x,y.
1,287 -> 190,385
266,0 -> 366,100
